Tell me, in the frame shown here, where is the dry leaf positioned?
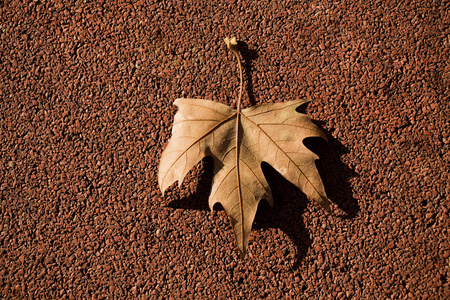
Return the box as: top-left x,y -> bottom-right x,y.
158,38 -> 330,257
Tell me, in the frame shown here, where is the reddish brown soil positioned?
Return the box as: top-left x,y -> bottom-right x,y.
1,0 -> 449,299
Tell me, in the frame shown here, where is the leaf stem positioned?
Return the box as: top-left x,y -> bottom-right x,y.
233,50 -> 243,113
225,37 -> 243,112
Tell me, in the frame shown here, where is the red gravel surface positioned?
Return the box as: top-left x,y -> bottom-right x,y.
1,0 -> 449,299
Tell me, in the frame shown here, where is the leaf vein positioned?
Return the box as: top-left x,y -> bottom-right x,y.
241,113 -> 323,199
160,113 -> 237,186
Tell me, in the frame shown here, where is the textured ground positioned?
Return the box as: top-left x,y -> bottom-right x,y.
1,0 -> 449,299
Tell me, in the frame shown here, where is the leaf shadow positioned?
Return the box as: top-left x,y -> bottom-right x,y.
238,41 -> 258,106
252,124 -> 359,268
296,102 -> 360,218
166,157 -> 214,212
167,43 -> 359,267
304,121 -> 360,219
167,129 -> 359,268
253,163 -> 312,269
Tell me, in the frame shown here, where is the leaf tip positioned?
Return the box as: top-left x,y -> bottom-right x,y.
321,198 -> 332,213
158,183 -> 166,197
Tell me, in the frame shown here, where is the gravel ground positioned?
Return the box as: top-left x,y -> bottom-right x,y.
1,0 -> 449,299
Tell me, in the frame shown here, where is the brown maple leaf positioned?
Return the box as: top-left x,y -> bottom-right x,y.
158,37 -> 330,257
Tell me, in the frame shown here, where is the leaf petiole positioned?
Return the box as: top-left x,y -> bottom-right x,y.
224,37 -> 244,113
